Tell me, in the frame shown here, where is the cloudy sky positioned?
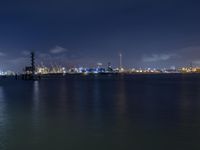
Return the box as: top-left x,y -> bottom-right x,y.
0,0 -> 200,71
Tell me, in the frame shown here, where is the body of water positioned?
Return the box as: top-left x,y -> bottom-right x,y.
0,74 -> 200,150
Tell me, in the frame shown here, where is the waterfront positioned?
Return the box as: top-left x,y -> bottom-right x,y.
0,74 -> 200,150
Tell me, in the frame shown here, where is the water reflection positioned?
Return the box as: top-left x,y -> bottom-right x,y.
93,79 -> 101,113
57,79 -> 67,114
0,87 -> 6,127
178,78 -> 200,142
116,76 -> 127,115
32,81 -> 40,128
0,86 -> 7,150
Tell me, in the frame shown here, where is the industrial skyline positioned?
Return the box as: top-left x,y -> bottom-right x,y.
1,51 -> 200,76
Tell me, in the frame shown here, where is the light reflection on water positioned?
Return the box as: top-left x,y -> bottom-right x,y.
32,81 -> 39,123
0,74 -> 200,149
0,87 -> 6,127
0,86 -> 7,150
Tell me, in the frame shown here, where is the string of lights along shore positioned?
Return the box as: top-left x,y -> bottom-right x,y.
1,51 -> 200,76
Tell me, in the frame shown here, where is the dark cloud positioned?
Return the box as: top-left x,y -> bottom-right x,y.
142,54 -> 176,62
49,46 -> 67,54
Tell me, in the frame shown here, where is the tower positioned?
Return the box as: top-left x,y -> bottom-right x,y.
119,53 -> 122,70
31,52 -> 35,75
107,62 -> 113,72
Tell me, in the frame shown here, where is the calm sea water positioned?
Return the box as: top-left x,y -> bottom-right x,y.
0,74 -> 200,150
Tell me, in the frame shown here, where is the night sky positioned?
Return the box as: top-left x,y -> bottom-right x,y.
0,0 -> 200,72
